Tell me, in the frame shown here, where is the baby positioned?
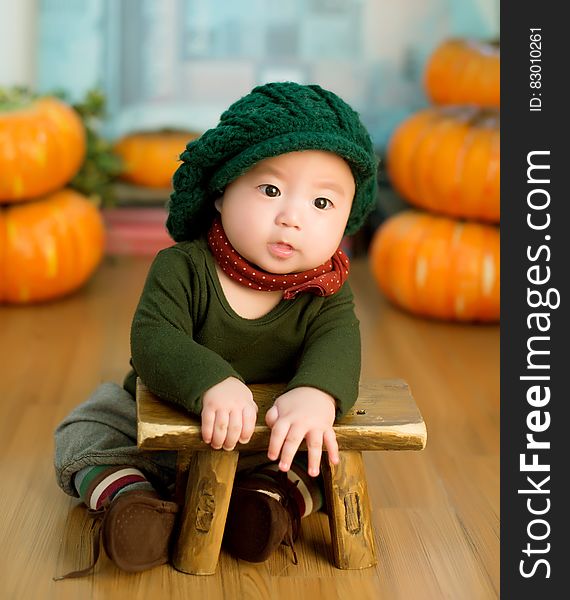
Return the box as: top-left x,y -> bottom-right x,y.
54,81 -> 378,576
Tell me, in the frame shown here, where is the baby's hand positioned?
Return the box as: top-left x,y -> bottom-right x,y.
201,377 -> 258,450
265,387 -> 340,477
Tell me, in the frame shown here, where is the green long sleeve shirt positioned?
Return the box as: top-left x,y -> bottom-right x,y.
123,237 -> 361,418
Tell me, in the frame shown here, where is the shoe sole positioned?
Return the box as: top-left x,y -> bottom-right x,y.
103,493 -> 179,572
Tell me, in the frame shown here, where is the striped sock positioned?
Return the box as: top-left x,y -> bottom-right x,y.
251,454 -> 324,518
74,465 -> 155,510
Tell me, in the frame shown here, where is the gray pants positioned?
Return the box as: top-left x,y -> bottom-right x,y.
54,383 -> 180,497
54,382 -> 276,499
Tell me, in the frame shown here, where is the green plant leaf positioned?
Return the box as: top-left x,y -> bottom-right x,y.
68,88 -> 124,208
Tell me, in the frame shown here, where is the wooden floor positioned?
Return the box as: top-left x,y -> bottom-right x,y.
0,255 -> 499,600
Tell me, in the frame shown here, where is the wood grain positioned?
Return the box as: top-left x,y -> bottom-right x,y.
322,451 -> 377,569
0,255 -> 500,599
137,379 -> 427,452
173,449 -> 239,575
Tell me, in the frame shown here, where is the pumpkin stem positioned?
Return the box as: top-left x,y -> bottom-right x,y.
464,39 -> 500,56
0,86 -> 37,112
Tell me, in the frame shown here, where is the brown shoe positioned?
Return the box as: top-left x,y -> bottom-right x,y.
102,490 -> 179,572
54,490 -> 179,579
223,471 -> 301,564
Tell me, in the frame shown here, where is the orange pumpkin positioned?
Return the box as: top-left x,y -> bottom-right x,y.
0,188 -> 105,304
387,107 -> 500,223
369,210 -> 499,322
0,97 -> 86,203
424,39 -> 500,108
113,131 -> 200,188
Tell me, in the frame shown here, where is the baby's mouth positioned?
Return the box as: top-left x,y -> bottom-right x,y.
268,242 -> 295,258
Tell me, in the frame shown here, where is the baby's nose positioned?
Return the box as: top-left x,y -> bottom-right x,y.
276,203 -> 302,229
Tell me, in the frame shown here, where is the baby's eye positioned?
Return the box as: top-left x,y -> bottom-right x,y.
258,184 -> 281,197
313,197 -> 333,210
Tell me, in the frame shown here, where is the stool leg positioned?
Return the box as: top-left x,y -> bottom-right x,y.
174,450 -> 193,505
322,450 -> 377,570
172,449 -> 239,575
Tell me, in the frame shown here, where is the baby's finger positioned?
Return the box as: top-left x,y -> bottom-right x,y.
201,409 -> 215,444
278,428 -> 305,472
267,420 -> 290,462
223,410 -> 243,451
239,404 -> 257,444
265,405 -> 279,428
210,411 -> 229,449
306,431 -> 324,477
323,428 -> 339,466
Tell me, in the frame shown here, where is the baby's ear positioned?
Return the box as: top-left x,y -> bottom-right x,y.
214,197 -> 223,213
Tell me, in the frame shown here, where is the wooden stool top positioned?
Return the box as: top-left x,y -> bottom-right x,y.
137,378 -> 426,452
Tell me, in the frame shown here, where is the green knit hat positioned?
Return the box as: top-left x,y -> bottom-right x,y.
167,82 -> 378,241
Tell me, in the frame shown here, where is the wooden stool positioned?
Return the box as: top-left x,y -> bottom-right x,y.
136,378 -> 426,575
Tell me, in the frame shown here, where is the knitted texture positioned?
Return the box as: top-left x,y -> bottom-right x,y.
167,82 -> 378,242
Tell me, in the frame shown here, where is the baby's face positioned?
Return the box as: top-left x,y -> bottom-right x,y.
215,150 -> 355,274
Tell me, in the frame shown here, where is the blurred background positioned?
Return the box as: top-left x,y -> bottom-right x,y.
26,0 -> 497,144
0,0 -> 500,322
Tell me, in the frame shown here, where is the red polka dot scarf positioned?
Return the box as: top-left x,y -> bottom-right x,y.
207,217 -> 350,300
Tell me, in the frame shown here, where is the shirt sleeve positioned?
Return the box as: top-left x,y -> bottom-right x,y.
129,247 -> 243,415
284,282 -> 361,418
